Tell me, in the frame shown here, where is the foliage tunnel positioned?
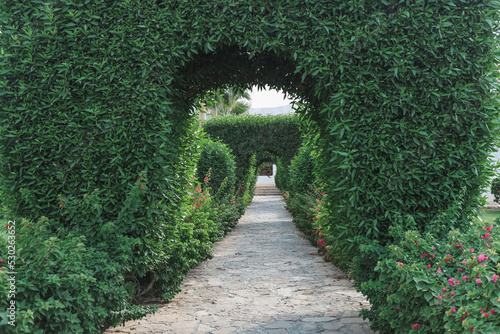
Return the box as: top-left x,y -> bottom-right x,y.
0,0 -> 499,303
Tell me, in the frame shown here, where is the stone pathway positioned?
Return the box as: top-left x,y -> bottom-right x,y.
105,195 -> 375,334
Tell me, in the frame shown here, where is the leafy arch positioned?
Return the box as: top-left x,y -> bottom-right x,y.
203,114 -> 303,189
0,0 -> 498,275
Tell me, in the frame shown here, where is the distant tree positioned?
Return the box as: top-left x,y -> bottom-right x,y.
206,87 -> 251,117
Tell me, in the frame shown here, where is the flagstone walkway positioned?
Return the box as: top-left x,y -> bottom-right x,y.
105,195 -> 375,334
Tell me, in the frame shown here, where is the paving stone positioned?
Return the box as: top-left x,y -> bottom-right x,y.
103,195 -> 376,334
322,321 -> 346,331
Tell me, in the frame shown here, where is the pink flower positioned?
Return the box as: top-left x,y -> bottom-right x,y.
469,248 -> 474,252
448,278 -> 455,286
459,268 -> 463,272
397,262 -> 403,267
450,292 -> 455,296
427,264 -> 431,269
413,323 -> 419,329
431,254 -> 435,258
478,254 -> 488,262
486,225 -> 493,231
463,260 -> 467,265
442,288 -> 447,292
437,269 -> 442,274
476,278 -> 483,285
431,246 -> 436,249
452,308 -> 456,312
462,276 -> 469,281
388,286 -> 390,290
438,295 -> 443,300
492,274 -> 499,282
455,279 -> 460,285
486,243 -> 490,247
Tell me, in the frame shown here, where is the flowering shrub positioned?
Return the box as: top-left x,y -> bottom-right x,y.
0,218 -> 154,333
359,221 -> 500,333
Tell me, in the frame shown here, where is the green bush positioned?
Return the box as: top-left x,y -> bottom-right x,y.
289,146 -> 316,194
0,218 -> 154,334
275,157 -> 290,191
203,114 -> 302,192
359,222 -> 500,334
196,137 -> 236,201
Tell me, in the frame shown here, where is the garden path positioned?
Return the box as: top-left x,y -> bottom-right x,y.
105,194 -> 375,334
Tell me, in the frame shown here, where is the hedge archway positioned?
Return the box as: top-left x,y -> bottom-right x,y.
203,114 -> 303,191
1,0 -> 499,268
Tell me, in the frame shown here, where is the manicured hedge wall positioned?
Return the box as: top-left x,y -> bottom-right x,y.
203,114 -> 303,190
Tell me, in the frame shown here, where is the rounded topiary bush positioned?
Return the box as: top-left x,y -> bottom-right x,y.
289,146 -> 316,194
196,138 -> 236,200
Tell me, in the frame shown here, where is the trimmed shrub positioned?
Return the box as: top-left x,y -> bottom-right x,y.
196,137 -> 236,201
289,146 -> 316,194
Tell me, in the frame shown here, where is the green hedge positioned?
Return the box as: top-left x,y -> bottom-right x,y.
196,137 -> 236,201
289,146 -> 317,194
0,1 -> 499,332
203,114 -> 302,191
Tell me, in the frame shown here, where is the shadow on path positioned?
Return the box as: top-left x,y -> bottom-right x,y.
105,196 -> 376,334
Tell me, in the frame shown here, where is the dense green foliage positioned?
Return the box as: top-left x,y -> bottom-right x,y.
359,222 -> 500,333
0,218 -> 155,333
289,146 -> 316,194
196,137 -> 236,201
203,114 -> 302,189
0,0 -> 499,332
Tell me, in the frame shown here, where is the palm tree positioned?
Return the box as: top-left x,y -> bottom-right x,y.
206,87 -> 251,117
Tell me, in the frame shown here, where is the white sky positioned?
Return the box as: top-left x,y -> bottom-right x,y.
248,86 -> 294,108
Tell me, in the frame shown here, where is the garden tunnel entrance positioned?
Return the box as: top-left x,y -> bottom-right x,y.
0,1 -> 498,332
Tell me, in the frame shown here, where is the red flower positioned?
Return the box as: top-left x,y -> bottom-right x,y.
141,186 -> 144,189
0,259 -> 3,263
60,204 -> 63,207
